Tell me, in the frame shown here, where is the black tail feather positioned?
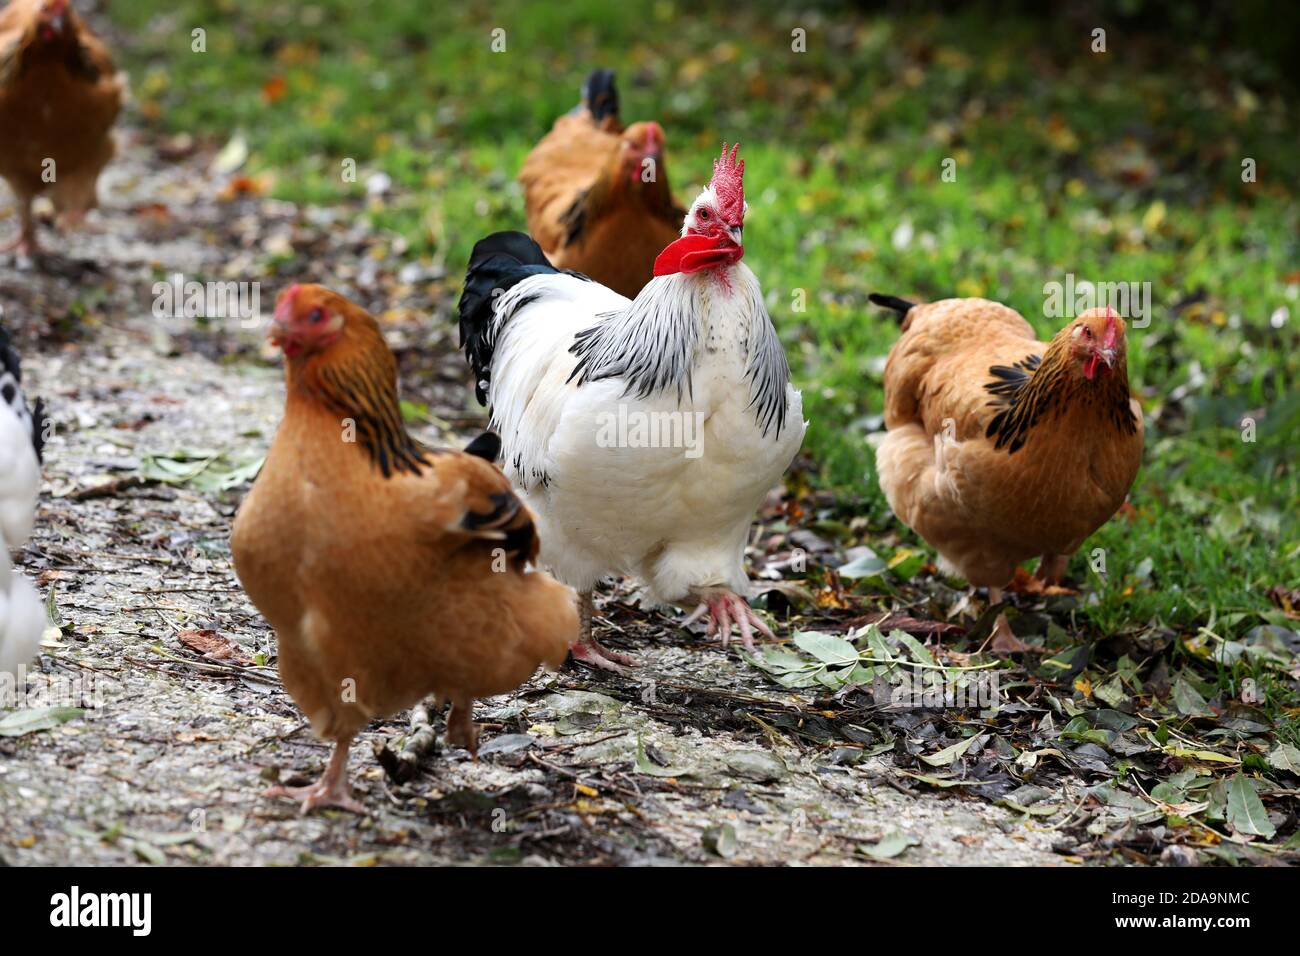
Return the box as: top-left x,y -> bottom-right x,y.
868,293 -> 916,321
0,322 -> 22,383
463,431 -> 501,462
30,396 -> 47,464
0,320 -> 45,463
581,68 -> 619,123
457,231 -> 559,406
460,489 -> 536,563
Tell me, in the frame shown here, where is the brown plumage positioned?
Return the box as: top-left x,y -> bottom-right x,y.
0,0 -> 122,256
873,296 -> 1143,650
231,284 -> 577,813
520,69 -> 683,298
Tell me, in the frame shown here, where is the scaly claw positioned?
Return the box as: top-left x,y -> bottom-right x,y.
265,740 -> 364,815
264,779 -> 366,816
570,635 -> 637,673
689,589 -> 773,651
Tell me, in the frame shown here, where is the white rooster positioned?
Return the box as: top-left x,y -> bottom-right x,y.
0,322 -> 45,680
458,144 -> 805,671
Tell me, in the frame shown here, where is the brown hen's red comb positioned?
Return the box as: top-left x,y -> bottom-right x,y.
711,142 -> 745,224
1102,304 -> 1119,349
275,284 -> 302,322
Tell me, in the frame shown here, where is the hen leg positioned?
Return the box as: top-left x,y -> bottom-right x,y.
685,587 -> 774,652
446,697 -> 481,757
265,737 -> 366,815
0,199 -> 40,258
1035,553 -> 1070,586
569,588 -> 637,673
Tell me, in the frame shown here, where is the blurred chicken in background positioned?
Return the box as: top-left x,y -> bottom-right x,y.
0,0 -> 122,258
520,68 -> 684,298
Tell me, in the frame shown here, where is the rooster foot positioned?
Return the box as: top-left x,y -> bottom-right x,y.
570,635 -> 636,674
685,589 -> 774,652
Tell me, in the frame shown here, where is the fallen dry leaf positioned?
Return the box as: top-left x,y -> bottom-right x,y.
131,202 -> 172,222
1007,566 -> 1079,596
1267,585 -> 1300,619
845,611 -> 966,640
218,175 -> 266,201
261,75 -> 288,104
178,629 -> 254,666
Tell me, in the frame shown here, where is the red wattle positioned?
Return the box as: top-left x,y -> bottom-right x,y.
1083,354 -> 1099,380
653,234 -> 741,276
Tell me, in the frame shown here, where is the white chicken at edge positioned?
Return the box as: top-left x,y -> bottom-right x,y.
0,323 -> 46,680
458,144 -> 805,671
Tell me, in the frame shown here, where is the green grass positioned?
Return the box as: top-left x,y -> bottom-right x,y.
108,0 -> 1298,645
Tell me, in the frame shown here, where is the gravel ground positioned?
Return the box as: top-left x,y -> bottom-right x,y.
0,128 -> 1068,867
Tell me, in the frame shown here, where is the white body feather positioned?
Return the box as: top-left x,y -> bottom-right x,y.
487,262 -> 805,604
0,372 -> 42,678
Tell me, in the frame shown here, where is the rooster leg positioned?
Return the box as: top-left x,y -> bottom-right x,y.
1034,554 -> 1069,586
569,589 -> 636,673
691,588 -> 774,652
0,200 -> 40,258
446,697 -> 481,758
264,737 -> 366,815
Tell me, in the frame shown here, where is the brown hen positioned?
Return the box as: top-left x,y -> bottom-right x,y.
231,284 -> 577,813
872,295 -> 1143,651
0,0 -> 122,257
520,69 -> 683,298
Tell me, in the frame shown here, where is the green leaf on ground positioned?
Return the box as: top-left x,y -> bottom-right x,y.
862,830 -> 920,860
1225,774 -> 1276,839
0,707 -> 83,737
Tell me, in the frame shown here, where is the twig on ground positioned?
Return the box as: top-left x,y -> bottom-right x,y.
65,476 -> 158,501
376,701 -> 440,784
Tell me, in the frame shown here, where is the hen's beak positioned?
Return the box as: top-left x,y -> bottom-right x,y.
1097,347 -> 1117,369
269,318 -> 287,345
269,320 -> 304,357
47,13 -> 65,32
727,225 -> 743,246
269,317 -> 298,353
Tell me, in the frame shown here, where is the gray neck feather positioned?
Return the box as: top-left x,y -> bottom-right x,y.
568,270 -> 790,438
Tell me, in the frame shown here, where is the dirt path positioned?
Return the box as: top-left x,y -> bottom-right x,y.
0,129 -> 1066,867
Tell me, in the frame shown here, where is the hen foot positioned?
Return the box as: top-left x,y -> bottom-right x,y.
446,699 -> 481,757
265,739 -> 365,814
1034,553 -> 1070,586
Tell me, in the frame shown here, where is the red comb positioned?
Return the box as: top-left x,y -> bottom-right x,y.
1102,304 -> 1119,349
275,284 -> 301,321
711,142 -> 745,224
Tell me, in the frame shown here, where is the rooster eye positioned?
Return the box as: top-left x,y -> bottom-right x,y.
696,207 -> 710,220
308,308 -> 324,325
